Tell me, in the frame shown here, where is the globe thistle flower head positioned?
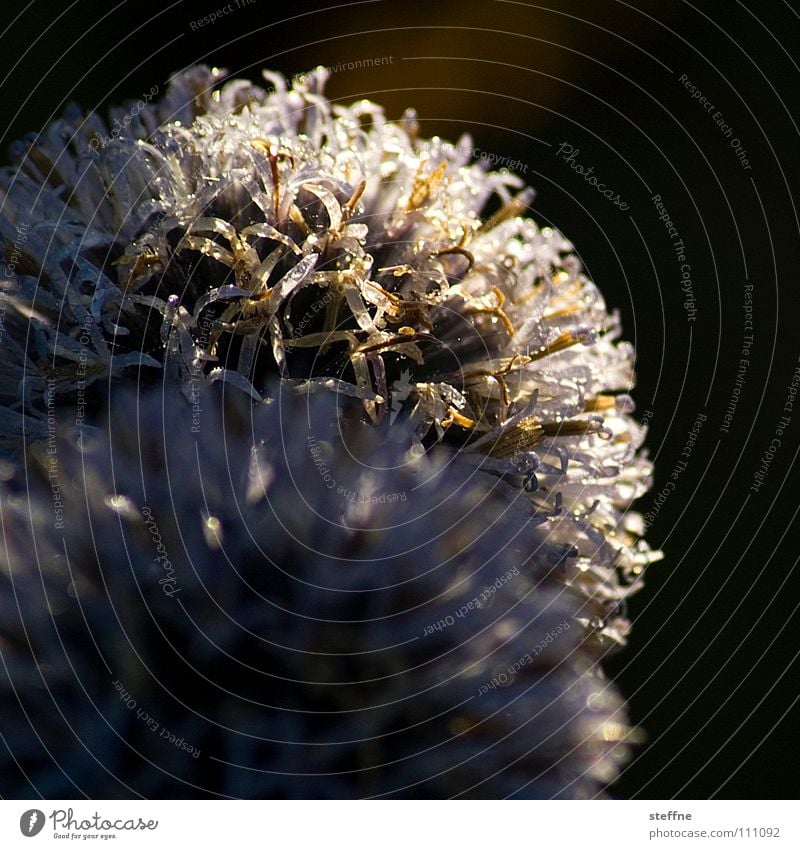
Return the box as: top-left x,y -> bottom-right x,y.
0,65 -> 660,797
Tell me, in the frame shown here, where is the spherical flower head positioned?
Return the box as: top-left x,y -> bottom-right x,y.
0,64 -> 660,646
2,386 -> 630,798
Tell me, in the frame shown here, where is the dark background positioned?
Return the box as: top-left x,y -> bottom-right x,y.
2,0 -> 798,799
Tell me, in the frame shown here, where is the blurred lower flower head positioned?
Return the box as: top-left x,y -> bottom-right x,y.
0,65 -> 661,797
1,387 -> 632,798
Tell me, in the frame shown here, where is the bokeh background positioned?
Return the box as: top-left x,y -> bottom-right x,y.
2,0 -> 798,799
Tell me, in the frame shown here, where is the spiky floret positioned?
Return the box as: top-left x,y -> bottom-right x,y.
1,388 -> 631,798
0,66 -> 659,648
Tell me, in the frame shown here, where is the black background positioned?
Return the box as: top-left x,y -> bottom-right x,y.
2,0 -> 798,799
